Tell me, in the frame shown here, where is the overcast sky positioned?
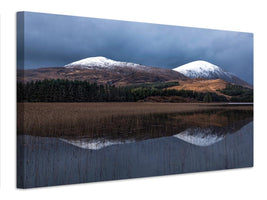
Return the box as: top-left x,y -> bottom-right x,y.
20,12 -> 253,84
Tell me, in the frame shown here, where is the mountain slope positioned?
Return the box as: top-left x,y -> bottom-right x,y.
173,60 -> 252,88
18,57 -> 188,86
168,78 -> 231,99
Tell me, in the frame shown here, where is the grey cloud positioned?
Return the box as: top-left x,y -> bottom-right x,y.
21,12 -> 253,84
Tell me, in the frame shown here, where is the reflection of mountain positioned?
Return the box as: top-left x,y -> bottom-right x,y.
60,138 -> 135,150
18,121 -> 253,187
173,127 -> 225,146
81,109 -> 253,140
60,121 -> 251,150
60,130 -> 224,150
60,109 -> 253,150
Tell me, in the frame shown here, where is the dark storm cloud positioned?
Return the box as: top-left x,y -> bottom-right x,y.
21,12 -> 253,84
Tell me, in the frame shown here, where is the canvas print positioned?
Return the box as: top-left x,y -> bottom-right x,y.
17,12 -> 253,188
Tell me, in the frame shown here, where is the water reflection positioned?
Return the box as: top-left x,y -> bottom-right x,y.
173,128 -> 225,146
17,109 -> 253,188
60,138 -> 135,150
60,109 -> 253,150
60,127 -> 231,150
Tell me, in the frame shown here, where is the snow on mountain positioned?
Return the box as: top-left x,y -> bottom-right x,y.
173,60 -> 232,79
62,56 -> 188,84
173,60 -> 251,88
62,57 -> 252,87
65,56 -> 143,69
19,56 -> 188,84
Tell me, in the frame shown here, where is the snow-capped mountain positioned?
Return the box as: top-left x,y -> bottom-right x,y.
65,56 -> 143,69
173,60 -> 251,88
63,56 -> 188,85
173,61 -> 228,79
19,57 -> 251,88
19,56 -> 188,85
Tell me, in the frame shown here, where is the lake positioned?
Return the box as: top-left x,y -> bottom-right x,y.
17,108 -> 253,188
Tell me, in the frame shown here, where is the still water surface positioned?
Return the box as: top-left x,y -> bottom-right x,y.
17,109 -> 253,188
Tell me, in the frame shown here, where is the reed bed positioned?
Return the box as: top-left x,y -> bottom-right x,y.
17,102 -> 253,138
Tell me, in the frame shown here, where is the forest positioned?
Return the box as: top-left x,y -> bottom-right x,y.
17,79 -> 231,103
217,84 -> 253,102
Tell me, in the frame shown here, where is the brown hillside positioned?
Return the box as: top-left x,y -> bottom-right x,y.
168,78 -> 231,99
17,66 -> 188,86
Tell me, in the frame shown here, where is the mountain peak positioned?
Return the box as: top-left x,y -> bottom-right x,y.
64,56 -> 143,69
173,60 -> 251,88
65,56 -> 120,68
173,60 -> 221,75
173,60 -> 229,79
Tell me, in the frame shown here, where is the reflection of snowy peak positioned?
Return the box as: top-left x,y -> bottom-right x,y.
60,138 -> 135,150
173,60 -> 251,88
65,56 -> 144,69
60,122 -> 252,150
173,127 -> 225,146
61,127 -> 226,150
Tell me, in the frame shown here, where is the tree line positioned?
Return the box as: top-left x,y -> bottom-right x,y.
17,79 -> 228,102
217,84 -> 253,102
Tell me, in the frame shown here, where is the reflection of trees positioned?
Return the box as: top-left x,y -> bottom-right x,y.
64,109 -> 253,141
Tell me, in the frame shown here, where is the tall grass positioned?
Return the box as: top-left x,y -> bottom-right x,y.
17,102 -> 253,139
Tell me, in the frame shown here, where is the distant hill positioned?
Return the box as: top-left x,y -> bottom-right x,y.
18,56 -> 188,86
